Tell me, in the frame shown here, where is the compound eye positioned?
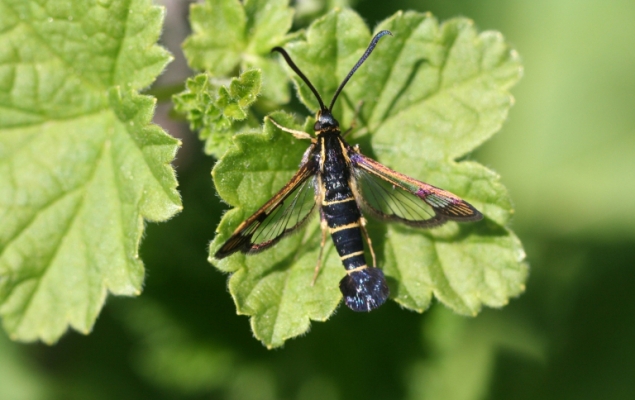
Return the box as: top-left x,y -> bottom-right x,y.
313,121 -> 321,131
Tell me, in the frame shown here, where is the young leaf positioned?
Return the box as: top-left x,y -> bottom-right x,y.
211,9 -> 527,348
0,0 -> 180,343
183,0 -> 296,103
173,70 -> 262,157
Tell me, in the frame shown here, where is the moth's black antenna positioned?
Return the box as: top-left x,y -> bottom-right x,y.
328,30 -> 392,111
272,47 -> 327,111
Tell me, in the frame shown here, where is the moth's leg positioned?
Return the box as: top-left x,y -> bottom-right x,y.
342,101 -> 365,138
268,117 -> 315,142
360,217 -> 377,268
312,210 -> 329,286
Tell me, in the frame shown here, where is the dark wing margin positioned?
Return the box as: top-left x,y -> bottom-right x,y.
214,161 -> 318,259
350,152 -> 482,227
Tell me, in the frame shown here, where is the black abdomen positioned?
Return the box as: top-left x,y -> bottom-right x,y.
320,135 -> 366,271
319,134 -> 389,312
322,200 -> 366,271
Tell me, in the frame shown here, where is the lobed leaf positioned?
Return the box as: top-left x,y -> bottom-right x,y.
0,0 -> 180,343
211,9 -> 527,347
183,0 -> 296,103
173,70 -> 262,157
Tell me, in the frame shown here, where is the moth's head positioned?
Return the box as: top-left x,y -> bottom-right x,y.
272,30 -> 391,134
314,109 -> 339,132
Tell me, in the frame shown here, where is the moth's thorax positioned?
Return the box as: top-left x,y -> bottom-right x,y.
314,109 -> 340,134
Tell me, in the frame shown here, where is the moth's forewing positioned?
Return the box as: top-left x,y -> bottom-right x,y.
350,152 -> 482,226
215,160 -> 318,258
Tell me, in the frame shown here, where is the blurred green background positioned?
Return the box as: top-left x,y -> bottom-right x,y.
2,0 -> 634,399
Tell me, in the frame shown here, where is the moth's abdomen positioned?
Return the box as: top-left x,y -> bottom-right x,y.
339,268 -> 390,312
319,134 -> 389,311
322,193 -> 389,312
323,199 -> 365,271
321,159 -> 365,272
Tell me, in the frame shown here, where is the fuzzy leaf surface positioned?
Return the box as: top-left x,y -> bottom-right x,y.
0,0 -> 181,343
212,9 -> 527,347
173,70 -> 262,157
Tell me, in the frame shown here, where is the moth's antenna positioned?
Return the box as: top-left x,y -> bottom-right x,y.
272,47 -> 327,111
328,30 -> 392,111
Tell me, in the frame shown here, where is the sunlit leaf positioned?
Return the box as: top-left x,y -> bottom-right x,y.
0,0 -> 180,343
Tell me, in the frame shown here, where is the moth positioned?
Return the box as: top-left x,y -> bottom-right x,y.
215,30 -> 483,312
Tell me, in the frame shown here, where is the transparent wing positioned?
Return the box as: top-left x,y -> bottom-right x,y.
215,161 -> 318,258
351,152 -> 482,227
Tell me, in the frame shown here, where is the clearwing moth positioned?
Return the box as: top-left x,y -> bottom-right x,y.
215,30 -> 483,312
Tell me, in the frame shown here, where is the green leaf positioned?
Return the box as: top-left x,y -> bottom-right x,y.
211,9 -> 527,348
173,70 -> 262,157
294,0 -> 354,27
0,0 -> 180,343
183,0 -> 295,103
